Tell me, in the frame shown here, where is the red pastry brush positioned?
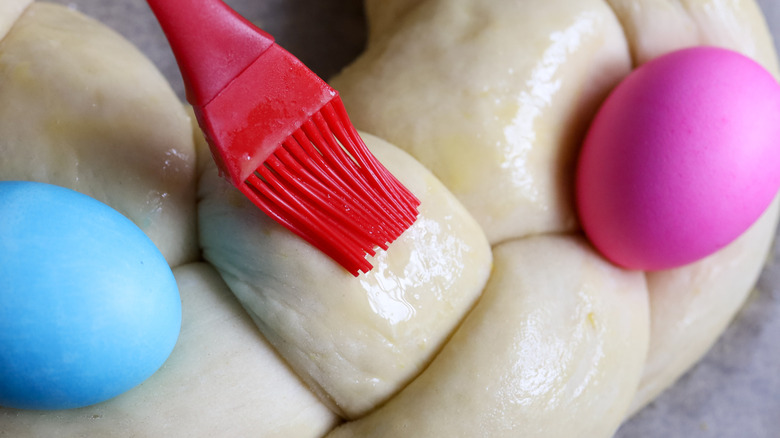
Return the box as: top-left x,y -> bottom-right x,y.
146,0 -> 420,276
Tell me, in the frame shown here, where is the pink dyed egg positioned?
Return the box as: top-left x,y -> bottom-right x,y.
576,46 -> 780,271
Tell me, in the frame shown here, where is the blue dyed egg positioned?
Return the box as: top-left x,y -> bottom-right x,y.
0,181 -> 181,410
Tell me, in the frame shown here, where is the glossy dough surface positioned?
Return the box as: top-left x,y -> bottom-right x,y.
198,130 -> 492,419
332,0 -> 780,433
1,0 -> 779,437
331,0 -> 633,245
328,235 -> 649,438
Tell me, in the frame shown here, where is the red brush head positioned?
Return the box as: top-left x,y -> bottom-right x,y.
193,44 -> 337,187
150,0 -> 420,275
226,97 -> 421,276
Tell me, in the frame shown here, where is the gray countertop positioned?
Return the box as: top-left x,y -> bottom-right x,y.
41,1 -> 780,436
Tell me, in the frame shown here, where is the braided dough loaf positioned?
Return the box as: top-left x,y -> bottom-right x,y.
0,0 -> 778,437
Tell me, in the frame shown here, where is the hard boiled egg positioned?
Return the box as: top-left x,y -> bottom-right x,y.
0,181 -> 181,410
576,47 -> 780,270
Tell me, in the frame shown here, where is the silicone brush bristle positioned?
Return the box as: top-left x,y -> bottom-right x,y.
147,0 -> 420,275
239,98 -> 420,275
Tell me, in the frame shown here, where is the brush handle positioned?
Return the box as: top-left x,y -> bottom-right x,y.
146,0 -> 275,106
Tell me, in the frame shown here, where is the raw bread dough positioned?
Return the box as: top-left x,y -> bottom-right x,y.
2,0 -> 779,436
198,129 -> 492,418
327,235 -> 649,438
331,0 -> 633,245
332,0 -> 780,429
0,2 -> 198,266
0,263 -> 338,438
